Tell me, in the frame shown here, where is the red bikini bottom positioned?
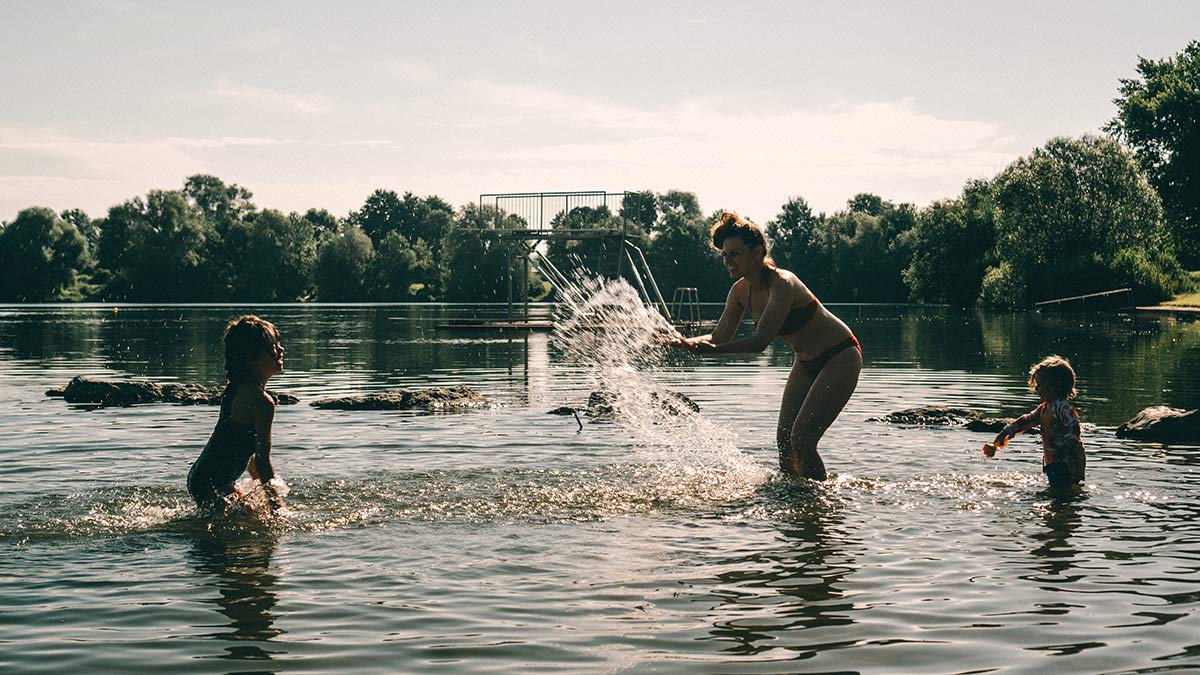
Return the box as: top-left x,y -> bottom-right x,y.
799,335 -> 861,377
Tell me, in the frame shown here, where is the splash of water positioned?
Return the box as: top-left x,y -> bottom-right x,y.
550,275 -> 770,487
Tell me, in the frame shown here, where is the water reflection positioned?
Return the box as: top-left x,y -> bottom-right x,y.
187,524 -> 285,671
1029,494 -> 1086,580
706,485 -> 856,657
3,304 -> 1199,417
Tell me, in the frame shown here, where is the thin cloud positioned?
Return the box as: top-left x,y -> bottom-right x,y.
455,81 -> 1013,169
0,125 -> 207,217
0,77 -> 1022,222
214,28 -> 292,53
387,61 -> 438,83
518,38 -> 554,68
434,80 -> 1018,218
166,136 -> 289,148
211,79 -> 335,116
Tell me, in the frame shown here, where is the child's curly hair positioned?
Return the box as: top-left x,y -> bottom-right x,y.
223,315 -> 281,385
710,211 -> 775,267
1028,354 -> 1077,400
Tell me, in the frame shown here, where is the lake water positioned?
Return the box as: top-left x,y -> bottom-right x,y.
1,298 -> 1199,674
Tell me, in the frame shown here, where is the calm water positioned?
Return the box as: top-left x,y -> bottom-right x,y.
1,301 -> 1199,675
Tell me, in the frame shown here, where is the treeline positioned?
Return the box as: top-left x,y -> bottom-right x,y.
1,41 -> 1196,308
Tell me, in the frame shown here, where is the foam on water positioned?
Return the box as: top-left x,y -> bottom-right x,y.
0,464 -> 771,541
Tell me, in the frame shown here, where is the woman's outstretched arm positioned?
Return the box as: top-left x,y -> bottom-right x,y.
709,278 -> 791,354
672,283 -> 744,351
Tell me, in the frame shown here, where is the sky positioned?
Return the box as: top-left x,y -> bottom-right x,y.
1,1 -> 1197,225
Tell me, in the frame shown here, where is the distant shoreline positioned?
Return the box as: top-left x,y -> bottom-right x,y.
1136,305 -> 1200,314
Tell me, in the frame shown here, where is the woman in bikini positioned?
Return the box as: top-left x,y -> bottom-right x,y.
670,211 -> 861,479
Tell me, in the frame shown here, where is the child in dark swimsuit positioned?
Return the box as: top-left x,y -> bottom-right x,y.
983,355 -> 1086,489
187,315 -> 286,512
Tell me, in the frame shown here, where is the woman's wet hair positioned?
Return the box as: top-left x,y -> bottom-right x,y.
1028,354 -> 1077,400
710,211 -> 774,266
223,315 -> 280,385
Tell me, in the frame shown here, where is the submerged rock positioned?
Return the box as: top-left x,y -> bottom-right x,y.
964,418 -> 1010,433
310,385 -> 488,411
566,389 -> 701,420
869,405 -> 986,426
870,405 -> 1020,435
46,375 -> 299,407
1116,406 -> 1200,443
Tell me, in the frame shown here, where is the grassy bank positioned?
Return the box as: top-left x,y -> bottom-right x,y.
1163,271 -> 1200,307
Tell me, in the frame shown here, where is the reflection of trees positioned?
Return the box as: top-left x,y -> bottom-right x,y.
187,526 -> 284,667
705,492 -> 856,655
995,312 -> 1200,422
866,308 -> 1200,424
11,305 -> 1198,416
98,309 -> 224,381
0,308 -> 100,361
80,305 -> 534,388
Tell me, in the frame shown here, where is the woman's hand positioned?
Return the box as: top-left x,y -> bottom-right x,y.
660,333 -> 688,349
665,335 -> 715,353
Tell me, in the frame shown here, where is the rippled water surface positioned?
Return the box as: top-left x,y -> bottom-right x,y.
2,301 -> 1199,674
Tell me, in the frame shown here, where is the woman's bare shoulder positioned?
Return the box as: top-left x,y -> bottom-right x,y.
728,277 -> 750,301
771,267 -> 814,299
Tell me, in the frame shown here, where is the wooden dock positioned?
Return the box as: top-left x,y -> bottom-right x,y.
1034,288 -> 1133,312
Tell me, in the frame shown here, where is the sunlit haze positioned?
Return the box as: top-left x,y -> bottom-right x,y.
2,1 -> 1197,223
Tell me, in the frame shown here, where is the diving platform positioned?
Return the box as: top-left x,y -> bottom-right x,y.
442,190 -> 678,330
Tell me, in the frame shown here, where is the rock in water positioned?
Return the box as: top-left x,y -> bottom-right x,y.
583,389 -> 700,420
47,375 -> 298,407
869,405 -> 984,426
1116,406 -> 1200,443
964,418 -> 1010,433
310,385 -> 488,411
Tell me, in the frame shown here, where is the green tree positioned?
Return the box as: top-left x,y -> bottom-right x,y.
766,196 -> 819,271
619,190 -> 658,232
315,226 -> 374,300
405,194 -> 454,255
658,189 -> 702,220
846,192 -> 886,216
0,207 -> 89,301
98,191 -> 211,300
349,190 -> 453,253
904,180 -> 996,306
644,193 -> 727,303
808,210 -> 876,300
183,174 -> 256,224
797,194 -> 916,301
545,205 -> 615,279
181,175 -> 257,300
350,189 -> 404,245
985,134 -> 1180,307
232,209 -> 318,301
1107,40 -> 1200,266
60,208 -> 97,252
443,204 -> 537,302
303,208 -> 340,243
370,231 -> 440,300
